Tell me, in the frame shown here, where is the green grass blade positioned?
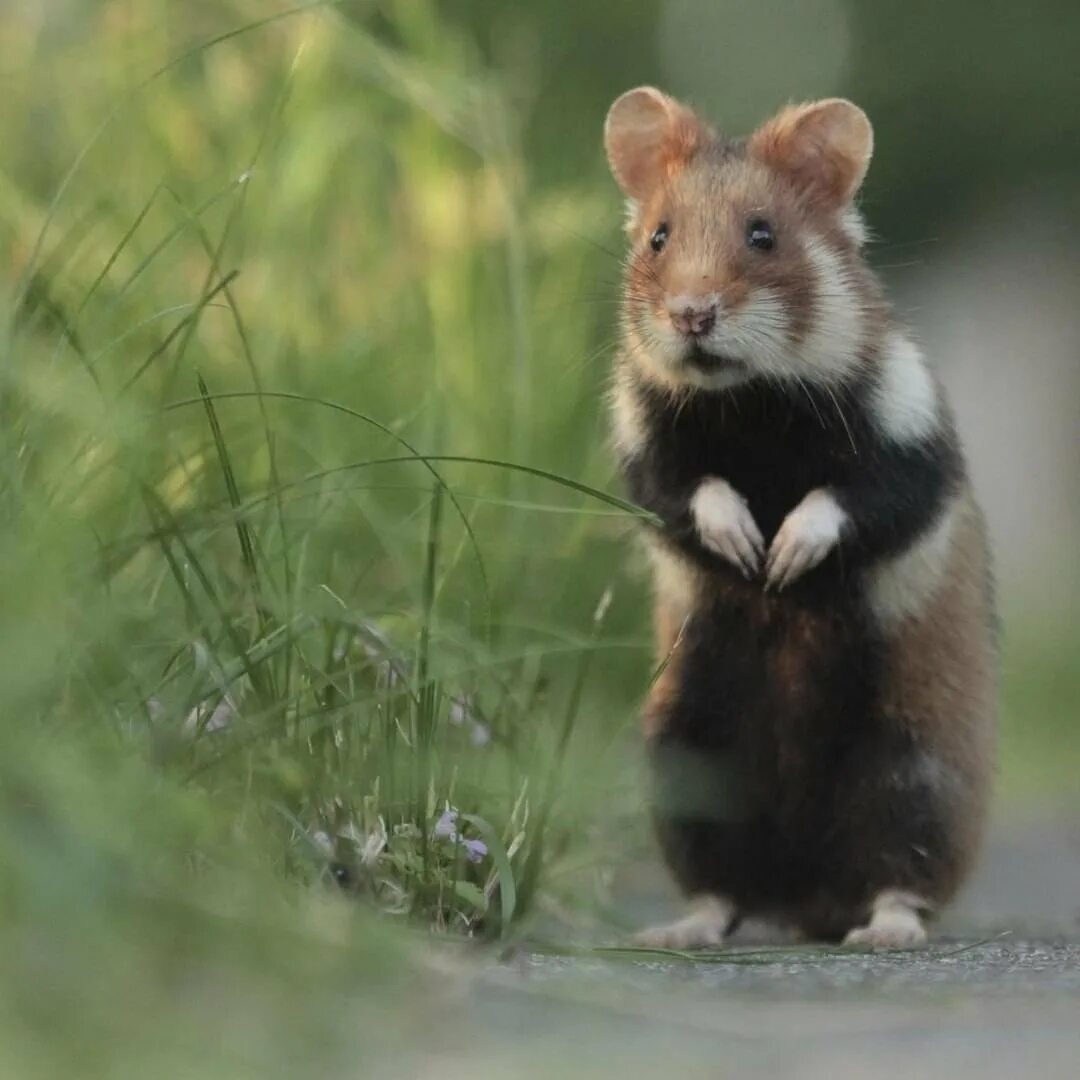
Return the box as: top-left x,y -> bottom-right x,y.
10,1 -> 344,323
162,390 -> 496,614
161,392 -> 657,523
461,813 -> 517,931
119,271 -> 239,395
197,375 -> 274,674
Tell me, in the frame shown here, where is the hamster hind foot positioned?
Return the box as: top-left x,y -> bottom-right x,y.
633,895 -> 738,951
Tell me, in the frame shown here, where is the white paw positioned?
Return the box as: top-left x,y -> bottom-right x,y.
843,911 -> 928,951
633,897 -> 735,951
634,920 -> 725,951
766,488 -> 848,590
690,478 -> 764,578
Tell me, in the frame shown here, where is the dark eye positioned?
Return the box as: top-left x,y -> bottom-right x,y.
746,217 -> 775,252
649,222 -> 670,253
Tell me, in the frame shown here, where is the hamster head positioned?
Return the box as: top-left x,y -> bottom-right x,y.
604,88 -> 878,392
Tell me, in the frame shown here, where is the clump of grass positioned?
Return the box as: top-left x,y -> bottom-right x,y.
0,0 -> 653,954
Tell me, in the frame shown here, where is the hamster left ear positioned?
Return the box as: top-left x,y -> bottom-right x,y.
749,99 -> 873,206
604,87 -> 710,200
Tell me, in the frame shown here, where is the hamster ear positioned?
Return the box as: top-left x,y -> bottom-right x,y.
604,87 -> 709,200
749,99 -> 873,206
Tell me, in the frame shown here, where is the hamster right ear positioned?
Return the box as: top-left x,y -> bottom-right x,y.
749,99 -> 873,207
604,87 -> 708,200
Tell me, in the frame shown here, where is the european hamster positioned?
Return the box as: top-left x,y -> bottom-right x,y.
604,88 -> 998,948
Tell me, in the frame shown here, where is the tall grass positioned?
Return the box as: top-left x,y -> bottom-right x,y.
1,0 -> 654,971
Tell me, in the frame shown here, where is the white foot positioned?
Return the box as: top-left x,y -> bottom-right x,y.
634,896 -> 736,951
843,890 -> 929,951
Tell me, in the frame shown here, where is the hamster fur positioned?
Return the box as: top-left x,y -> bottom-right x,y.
604,88 -> 998,949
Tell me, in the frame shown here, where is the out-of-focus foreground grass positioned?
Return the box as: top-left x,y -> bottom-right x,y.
0,1 -> 1077,1074
1,2 -> 654,1072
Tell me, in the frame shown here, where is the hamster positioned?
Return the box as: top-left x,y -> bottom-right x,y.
604,88 -> 998,949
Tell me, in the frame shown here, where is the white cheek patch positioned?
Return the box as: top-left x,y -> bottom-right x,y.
871,333 -> 941,444
635,305 -> 684,360
867,496 -> 958,627
714,287 -> 793,376
799,235 -> 866,383
624,324 -> 687,393
623,198 -> 640,234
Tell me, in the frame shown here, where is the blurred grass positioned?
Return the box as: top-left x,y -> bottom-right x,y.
0,0 -> 1077,1073
1,4 -> 654,1068
998,616 -> 1080,810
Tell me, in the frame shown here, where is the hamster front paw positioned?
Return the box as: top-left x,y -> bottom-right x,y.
766,488 -> 848,590
690,477 -> 764,578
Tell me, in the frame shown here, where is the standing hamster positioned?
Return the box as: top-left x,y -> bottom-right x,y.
604,88 -> 998,948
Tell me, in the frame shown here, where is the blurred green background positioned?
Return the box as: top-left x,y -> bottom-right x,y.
1,0 -> 1078,1074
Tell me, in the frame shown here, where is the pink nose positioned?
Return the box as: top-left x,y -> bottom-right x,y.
667,300 -> 716,337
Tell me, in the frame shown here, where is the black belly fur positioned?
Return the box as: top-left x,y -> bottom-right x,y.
650,579 -> 867,907
627,376 -> 967,934
649,569 -> 964,936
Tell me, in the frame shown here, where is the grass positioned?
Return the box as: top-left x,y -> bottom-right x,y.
0,4 -> 660,1070
0,1 -> 1077,1074
2,0 -> 656,954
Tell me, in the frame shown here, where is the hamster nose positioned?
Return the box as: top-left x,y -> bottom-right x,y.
667,299 -> 717,337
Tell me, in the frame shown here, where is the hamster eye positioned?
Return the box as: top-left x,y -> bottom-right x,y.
649,223 -> 670,253
746,218 -> 775,252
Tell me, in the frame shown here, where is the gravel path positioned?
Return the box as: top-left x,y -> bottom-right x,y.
465,941 -> 1080,1079
452,819 -> 1080,1079
519,938 -> 1080,996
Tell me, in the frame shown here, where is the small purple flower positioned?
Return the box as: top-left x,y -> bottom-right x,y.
461,838 -> 488,864
432,807 -> 487,863
433,808 -> 458,842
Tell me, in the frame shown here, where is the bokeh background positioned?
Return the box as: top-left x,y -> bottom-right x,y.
1,0 -> 1077,1075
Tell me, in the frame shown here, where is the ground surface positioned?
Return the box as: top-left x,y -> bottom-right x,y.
469,940 -> 1080,1079
433,816 -> 1080,1079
